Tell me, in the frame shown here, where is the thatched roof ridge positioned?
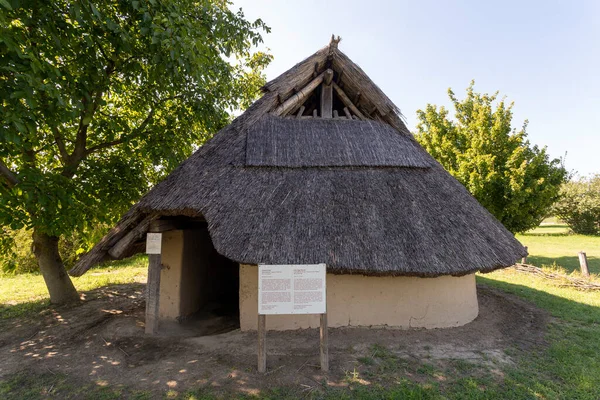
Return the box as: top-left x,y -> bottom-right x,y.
331,50 -> 407,133
70,40 -> 526,277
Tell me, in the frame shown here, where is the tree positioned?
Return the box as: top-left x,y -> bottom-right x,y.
553,175 -> 600,235
0,0 -> 271,303
415,82 -> 567,233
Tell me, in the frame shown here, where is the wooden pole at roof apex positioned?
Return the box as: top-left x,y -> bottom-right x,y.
329,34 -> 341,49
328,35 -> 341,58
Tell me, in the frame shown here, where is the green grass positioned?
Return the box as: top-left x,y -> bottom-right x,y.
0,255 -> 147,320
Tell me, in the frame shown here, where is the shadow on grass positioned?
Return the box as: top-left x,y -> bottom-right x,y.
0,282 -> 144,322
477,276 -> 600,324
0,255 -> 148,321
334,276 -> 600,400
0,371 -> 151,400
474,276 -> 600,399
0,299 -> 50,321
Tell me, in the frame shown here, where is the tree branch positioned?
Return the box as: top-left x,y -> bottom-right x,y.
0,159 -> 19,188
85,108 -> 156,156
66,78 -> 113,177
51,126 -> 69,162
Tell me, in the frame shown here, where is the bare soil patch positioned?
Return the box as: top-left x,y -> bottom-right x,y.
0,283 -> 549,397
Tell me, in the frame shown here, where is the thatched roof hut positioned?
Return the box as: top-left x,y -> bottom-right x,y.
71,37 -> 526,331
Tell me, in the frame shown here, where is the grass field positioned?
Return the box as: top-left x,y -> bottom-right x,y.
1,225 -> 600,399
517,222 -> 600,275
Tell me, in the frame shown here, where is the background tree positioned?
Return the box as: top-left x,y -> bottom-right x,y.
0,0 -> 271,303
553,175 -> 600,235
415,81 -> 567,233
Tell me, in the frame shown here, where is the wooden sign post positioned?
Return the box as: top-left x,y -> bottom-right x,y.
257,264 -> 328,373
258,314 -> 267,373
320,313 -> 328,371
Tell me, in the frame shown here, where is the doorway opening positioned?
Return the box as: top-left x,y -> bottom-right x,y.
160,225 -> 240,336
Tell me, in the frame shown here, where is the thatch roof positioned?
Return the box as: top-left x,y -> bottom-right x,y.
70,38 -> 526,278
246,116 -> 431,168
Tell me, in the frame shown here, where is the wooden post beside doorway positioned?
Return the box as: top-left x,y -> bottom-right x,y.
145,226 -> 163,335
145,253 -> 162,335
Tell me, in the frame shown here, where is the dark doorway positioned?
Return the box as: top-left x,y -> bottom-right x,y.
177,225 -> 240,335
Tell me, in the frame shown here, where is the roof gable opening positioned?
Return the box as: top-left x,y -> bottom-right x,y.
272,68 -> 368,121
290,78 -> 360,119
245,116 -> 432,168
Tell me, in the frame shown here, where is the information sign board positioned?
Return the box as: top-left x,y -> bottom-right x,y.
258,264 -> 326,315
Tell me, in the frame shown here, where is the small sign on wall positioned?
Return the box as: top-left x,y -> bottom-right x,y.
258,264 -> 326,315
146,233 -> 162,254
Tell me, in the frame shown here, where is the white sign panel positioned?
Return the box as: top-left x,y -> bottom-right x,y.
146,233 -> 162,254
258,264 -> 326,315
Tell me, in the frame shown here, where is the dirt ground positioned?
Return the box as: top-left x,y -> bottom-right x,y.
0,283 -> 549,397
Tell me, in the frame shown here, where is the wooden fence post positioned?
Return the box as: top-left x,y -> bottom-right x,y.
258,314 -> 266,373
578,251 -> 590,277
521,246 -> 528,264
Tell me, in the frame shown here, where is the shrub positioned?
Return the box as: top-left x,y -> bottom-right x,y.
553,175 -> 600,235
0,228 -> 37,274
0,224 -> 110,274
415,82 -> 567,233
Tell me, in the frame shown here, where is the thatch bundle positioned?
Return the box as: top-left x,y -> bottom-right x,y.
70,39 -> 526,278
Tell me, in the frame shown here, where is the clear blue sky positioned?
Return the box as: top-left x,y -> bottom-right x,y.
232,0 -> 599,177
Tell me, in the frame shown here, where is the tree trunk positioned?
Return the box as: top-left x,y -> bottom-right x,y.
32,230 -> 80,304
